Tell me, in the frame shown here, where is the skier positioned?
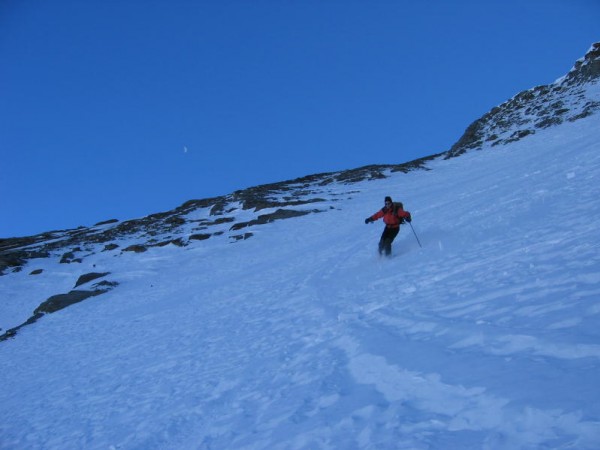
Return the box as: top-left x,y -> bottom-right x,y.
365,196 -> 412,256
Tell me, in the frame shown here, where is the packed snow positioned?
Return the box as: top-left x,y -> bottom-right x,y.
1,115 -> 600,449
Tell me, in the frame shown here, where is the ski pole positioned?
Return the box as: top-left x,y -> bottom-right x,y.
409,221 -> 422,248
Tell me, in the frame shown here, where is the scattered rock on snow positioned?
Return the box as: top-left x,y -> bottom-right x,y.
74,272 -> 111,288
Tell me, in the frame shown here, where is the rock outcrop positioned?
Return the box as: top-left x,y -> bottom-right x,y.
445,42 -> 600,158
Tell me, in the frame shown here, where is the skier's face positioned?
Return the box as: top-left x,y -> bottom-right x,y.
385,201 -> 392,208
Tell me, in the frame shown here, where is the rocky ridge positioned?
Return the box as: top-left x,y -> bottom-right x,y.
445,42 -> 600,158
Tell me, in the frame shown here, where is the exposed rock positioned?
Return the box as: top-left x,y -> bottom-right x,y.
189,233 -> 211,241
231,232 -> 254,241
60,251 -> 77,264
445,42 -> 600,158
74,272 -> 110,288
207,217 -> 235,225
230,209 -> 322,231
30,269 -> 43,275
0,313 -> 44,342
34,290 -> 107,315
123,245 -> 147,253
562,42 -> 600,84
1,279 -> 118,342
166,216 -> 186,226
92,280 -> 119,289
152,238 -> 186,247
0,255 -> 27,275
94,219 -> 119,226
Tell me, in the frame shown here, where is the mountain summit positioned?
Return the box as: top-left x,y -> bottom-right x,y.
446,42 -> 600,157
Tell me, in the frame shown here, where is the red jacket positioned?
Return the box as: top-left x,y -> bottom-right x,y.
370,205 -> 411,228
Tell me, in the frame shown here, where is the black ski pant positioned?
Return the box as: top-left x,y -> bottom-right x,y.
379,226 -> 400,256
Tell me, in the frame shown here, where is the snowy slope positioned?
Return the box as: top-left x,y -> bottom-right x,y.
1,111 -> 599,448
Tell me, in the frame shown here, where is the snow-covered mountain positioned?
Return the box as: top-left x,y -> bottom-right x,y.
1,44 -> 599,449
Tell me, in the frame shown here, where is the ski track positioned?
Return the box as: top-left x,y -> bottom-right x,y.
1,117 -> 600,449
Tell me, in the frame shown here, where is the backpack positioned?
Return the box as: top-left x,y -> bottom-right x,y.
385,202 -> 405,224
392,202 -> 404,214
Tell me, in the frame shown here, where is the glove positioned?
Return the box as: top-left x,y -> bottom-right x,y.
405,215 -> 412,223
365,218 -> 373,224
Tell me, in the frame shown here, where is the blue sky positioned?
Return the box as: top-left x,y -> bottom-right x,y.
1,1 -> 598,238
